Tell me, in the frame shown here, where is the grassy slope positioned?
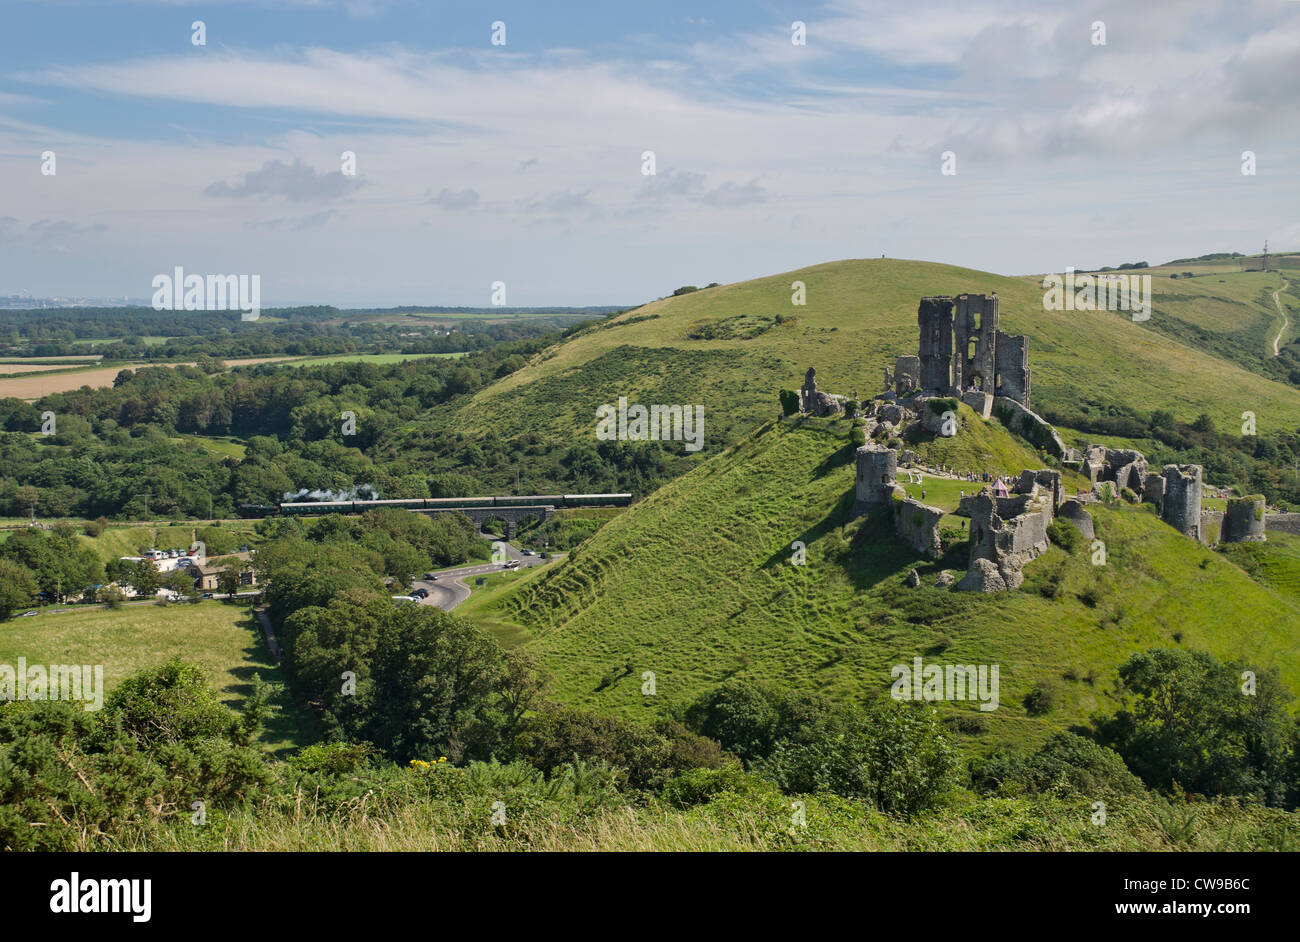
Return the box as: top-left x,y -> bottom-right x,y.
0,602 -> 314,756
445,258 -> 1300,452
465,416 -> 1300,751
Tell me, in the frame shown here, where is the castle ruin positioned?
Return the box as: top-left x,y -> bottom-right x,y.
917,293 -> 1031,408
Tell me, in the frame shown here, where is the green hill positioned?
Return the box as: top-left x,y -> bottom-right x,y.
463,413 -> 1300,750
443,258 -> 1300,457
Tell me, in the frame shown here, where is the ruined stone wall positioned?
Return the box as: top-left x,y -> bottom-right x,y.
1143,473 -> 1165,509
961,390 -> 993,419
1265,513 -> 1300,535
993,331 -> 1031,408
1017,469 -> 1062,508
992,397 -> 1067,458
894,355 -> 921,397
1058,499 -> 1095,540
917,296 -> 955,395
954,294 -> 998,393
895,497 -> 944,558
1161,464 -> 1203,541
959,488 -> 1053,591
1222,496 -> 1266,543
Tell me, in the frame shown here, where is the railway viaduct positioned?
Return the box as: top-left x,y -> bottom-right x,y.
414,504 -> 556,539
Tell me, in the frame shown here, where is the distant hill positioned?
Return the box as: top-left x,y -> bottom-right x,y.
441,258 -> 1300,459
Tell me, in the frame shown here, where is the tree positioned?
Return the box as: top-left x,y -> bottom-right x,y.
1095,648 -> 1295,805
217,565 -> 242,598
14,485 -> 37,519
0,559 -> 38,619
130,560 -> 162,597
162,568 -> 196,601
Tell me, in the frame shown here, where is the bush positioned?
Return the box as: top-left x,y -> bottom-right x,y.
779,389 -> 800,417
1121,486 -> 1139,503
1047,518 -> 1083,554
660,767 -> 771,809
755,698 -> 958,815
1023,681 -> 1058,715
513,706 -> 728,791
972,732 -> 1144,798
850,427 -> 867,446
84,517 -> 108,537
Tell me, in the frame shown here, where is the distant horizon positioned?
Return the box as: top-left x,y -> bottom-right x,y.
2,247 -> 1291,312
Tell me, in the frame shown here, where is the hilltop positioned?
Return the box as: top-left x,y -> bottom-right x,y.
440,258 -> 1300,457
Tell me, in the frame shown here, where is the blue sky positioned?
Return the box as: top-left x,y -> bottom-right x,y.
1,0 -> 1298,306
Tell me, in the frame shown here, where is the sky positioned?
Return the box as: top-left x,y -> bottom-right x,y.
1,0 -> 1298,307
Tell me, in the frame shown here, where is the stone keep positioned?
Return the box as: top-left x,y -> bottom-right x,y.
1221,495 -> 1266,543
1161,464 -> 1203,541
915,294 -> 1031,408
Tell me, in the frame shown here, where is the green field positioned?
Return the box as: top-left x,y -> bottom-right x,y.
0,602 -> 314,756
462,413 -> 1300,752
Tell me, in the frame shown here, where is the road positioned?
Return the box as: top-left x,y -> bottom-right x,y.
1272,277 -> 1290,356
409,539 -> 557,611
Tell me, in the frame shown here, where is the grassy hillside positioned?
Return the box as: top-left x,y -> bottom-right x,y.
462,414 -> 1300,750
0,602 -> 314,756
442,258 -> 1300,459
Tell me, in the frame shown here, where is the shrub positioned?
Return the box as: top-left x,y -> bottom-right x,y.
1023,681 -> 1058,716
1121,486 -> 1139,503
850,427 -> 867,447
756,698 -> 957,815
660,767 -> 771,808
778,389 -> 800,417
1047,518 -> 1083,554
971,732 -> 1144,798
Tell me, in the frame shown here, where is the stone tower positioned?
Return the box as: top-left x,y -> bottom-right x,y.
855,443 -> 900,510
1222,495 -> 1266,543
1161,464 -> 1203,541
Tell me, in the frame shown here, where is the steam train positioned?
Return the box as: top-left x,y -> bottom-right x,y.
237,493 -> 633,518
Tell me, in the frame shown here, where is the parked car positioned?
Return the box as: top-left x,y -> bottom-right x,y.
424,572 -> 437,580
201,593 -> 214,599
19,610 -> 38,617
522,549 -> 535,556
411,588 -> 430,599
